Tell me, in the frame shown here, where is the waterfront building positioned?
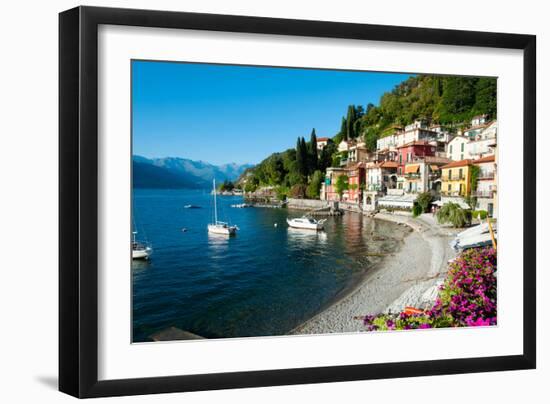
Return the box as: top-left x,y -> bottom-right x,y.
472,155 -> 496,216
321,167 -> 348,201
440,159 -> 473,198
365,160 -> 399,192
403,155 -> 451,194
396,140 -> 437,176
467,121 -> 497,159
447,135 -> 471,161
346,162 -> 366,203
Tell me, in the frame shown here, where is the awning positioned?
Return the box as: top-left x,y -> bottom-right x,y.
405,164 -> 420,174
429,165 -> 439,171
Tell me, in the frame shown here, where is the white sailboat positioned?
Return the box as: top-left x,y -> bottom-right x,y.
208,179 -> 238,236
132,230 -> 152,260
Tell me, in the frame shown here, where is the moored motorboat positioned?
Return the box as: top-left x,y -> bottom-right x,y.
286,216 -> 326,230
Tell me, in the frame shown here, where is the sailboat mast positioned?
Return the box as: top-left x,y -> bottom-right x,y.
213,179 -> 218,224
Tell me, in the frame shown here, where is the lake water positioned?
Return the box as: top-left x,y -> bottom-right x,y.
132,188 -> 409,341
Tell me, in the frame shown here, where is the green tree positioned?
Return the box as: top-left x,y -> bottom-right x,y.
436,202 -> 471,228
308,128 -> 318,173
306,170 -> 324,199
415,191 -> 433,213
473,78 -> 497,119
295,137 -> 307,182
335,174 -> 349,199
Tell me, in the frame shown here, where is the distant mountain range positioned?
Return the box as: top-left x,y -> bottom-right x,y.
133,155 -> 253,189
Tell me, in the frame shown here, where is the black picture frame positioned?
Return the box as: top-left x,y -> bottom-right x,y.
59,5 -> 536,398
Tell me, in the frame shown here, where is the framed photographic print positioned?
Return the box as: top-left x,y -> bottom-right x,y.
59,6 -> 536,398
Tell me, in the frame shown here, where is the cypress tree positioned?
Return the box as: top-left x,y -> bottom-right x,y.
346,105 -> 357,139
300,137 -> 308,177
309,128 -> 318,173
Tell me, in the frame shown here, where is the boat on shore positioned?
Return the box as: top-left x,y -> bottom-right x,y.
450,222 -> 497,251
208,179 -> 238,236
286,216 -> 326,230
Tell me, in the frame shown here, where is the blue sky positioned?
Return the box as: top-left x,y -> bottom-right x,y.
132,60 -> 411,165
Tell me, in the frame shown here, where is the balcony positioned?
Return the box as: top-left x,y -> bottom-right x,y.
441,190 -> 465,197
478,171 -> 495,180
441,175 -> 465,181
472,190 -> 494,198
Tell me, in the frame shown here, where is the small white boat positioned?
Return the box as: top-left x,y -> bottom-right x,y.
184,204 -> 200,209
208,179 -> 238,236
286,216 -> 326,230
230,203 -> 252,208
132,231 -> 152,260
450,223 -> 497,251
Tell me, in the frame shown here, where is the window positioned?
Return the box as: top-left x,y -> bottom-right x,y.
448,184 -> 451,191
449,145 -> 453,154
459,168 -> 463,179
461,143 -> 465,152
460,154 -> 464,160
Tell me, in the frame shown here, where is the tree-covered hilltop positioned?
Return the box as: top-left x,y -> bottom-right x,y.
240,74 -> 496,199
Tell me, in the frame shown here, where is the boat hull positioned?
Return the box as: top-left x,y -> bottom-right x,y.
132,248 -> 151,260
208,224 -> 237,235
286,218 -> 324,230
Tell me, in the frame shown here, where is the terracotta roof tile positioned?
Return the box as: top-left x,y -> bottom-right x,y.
441,159 -> 473,169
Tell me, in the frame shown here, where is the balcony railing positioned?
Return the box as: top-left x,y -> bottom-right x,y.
441,175 -> 465,181
441,190 -> 465,197
478,171 -> 495,180
472,190 -> 494,198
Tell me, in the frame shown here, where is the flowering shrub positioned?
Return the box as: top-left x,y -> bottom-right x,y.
362,247 -> 497,331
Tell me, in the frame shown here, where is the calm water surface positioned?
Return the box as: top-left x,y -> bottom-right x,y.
132,188 -> 409,341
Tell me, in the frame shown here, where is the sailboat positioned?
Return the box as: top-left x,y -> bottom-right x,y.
207,179 -> 238,236
132,230 -> 152,260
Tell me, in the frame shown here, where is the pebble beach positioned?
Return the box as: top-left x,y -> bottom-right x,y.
292,213 -> 457,335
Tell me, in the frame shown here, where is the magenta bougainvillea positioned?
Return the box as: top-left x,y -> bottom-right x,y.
363,247 -> 497,331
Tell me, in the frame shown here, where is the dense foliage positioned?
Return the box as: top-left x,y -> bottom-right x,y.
362,247 -> 497,331
239,74 -> 496,198
437,202 -> 471,228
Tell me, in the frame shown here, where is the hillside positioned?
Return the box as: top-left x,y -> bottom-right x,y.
240,74 -> 497,199
133,156 -> 253,189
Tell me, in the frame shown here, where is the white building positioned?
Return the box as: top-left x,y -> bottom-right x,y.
472,155 -> 496,216
467,121 -> 497,159
316,137 -> 330,151
447,136 -> 471,161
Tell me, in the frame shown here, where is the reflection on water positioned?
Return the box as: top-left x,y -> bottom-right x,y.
132,189 -> 410,341
286,227 -> 328,247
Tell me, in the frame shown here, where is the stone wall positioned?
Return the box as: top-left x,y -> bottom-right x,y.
286,198 -> 333,210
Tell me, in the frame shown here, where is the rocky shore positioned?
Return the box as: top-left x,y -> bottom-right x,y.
292,213 -> 458,335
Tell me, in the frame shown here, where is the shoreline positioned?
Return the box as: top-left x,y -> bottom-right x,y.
291,212 -> 457,335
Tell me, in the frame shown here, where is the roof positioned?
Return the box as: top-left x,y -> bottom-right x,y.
317,137 -> 330,142
397,140 -> 434,148
380,161 -> 399,168
473,155 -> 495,164
423,156 -> 452,165
441,159 -> 473,169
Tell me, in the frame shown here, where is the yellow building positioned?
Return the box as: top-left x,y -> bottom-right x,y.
441,159 -> 472,197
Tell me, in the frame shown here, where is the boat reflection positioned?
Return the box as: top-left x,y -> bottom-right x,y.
286,226 -> 328,247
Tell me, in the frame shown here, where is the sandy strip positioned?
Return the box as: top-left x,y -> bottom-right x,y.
291,213 -> 457,335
